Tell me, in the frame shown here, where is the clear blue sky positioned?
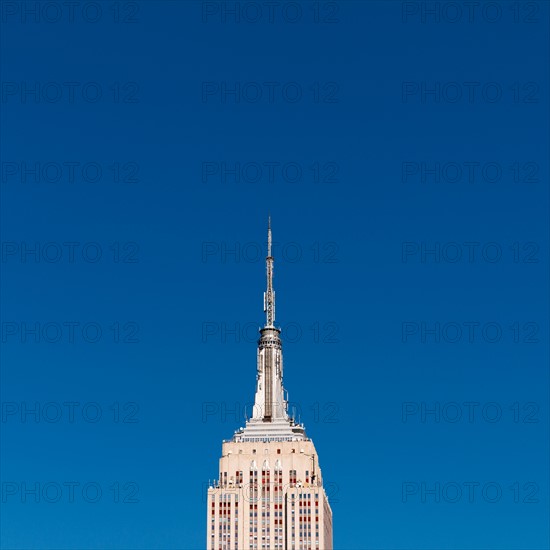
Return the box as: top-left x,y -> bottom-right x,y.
1,1 -> 548,549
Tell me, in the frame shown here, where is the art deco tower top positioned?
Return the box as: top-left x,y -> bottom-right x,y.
233,218 -> 306,442
207,219 -> 333,549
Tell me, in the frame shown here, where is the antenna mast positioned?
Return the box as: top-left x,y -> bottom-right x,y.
263,216 -> 275,327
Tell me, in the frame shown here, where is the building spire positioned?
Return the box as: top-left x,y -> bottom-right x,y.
264,216 -> 275,328
231,217 -> 307,438
267,214 -> 271,255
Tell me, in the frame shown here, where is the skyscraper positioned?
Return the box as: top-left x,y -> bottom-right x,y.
206,219 -> 333,550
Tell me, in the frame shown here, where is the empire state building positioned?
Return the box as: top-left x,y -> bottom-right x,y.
206,220 -> 334,550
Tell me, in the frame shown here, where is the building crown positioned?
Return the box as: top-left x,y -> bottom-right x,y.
232,218 -> 307,443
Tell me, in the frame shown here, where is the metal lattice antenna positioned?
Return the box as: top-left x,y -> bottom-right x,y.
263,216 -> 275,327
267,215 -> 272,255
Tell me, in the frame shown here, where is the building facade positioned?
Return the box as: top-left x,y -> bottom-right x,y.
207,220 -> 333,550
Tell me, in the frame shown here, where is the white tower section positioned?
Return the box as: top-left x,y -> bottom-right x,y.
235,218 -> 306,442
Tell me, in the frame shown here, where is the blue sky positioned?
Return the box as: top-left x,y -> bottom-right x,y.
0,1 -> 548,548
